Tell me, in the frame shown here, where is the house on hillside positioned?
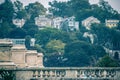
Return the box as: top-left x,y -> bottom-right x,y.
35,15 -> 52,29
13,19 -> 25,28
52,17 -> 63,29
61,16 -> 79,31
105,19 -> 119,28
82,16 -> 100,30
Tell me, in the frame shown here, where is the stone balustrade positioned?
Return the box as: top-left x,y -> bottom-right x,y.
0,67 -> 120,80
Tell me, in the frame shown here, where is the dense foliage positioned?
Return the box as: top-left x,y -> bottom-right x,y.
96,55 -> 119,67
49,0 -> 120,22
0,0 -> 120,67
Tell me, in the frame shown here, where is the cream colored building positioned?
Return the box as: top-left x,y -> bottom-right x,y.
82,16 -> 100,30
35,15 -> 52,29
0,39 -> 44,68
105,19 -> 119,28
13,19 -> 25,28
52,17 -> 63,29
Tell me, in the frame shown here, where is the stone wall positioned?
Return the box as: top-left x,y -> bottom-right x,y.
0,40 -> 12,62
0,67 -> 120,80
0,39 -> 44,68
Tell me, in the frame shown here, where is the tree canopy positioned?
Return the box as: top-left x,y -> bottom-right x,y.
25,2 -> 47,20
96,55 -> 119,67
63,41 -> 106,67
49,0 -> 120,22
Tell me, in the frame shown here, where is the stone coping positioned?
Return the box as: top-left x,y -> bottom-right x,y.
0,61 -> 15,66
0,67 -> 120,71
11,45 -> 26,50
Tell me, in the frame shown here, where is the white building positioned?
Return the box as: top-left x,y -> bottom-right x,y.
105,19 -> 119,28
13,19 -> 25,28
83,32 -> 95,44
61,16 -> 79,31
35,15 -> 52,29
52,17 -> 63,29
82,16 -> 100,30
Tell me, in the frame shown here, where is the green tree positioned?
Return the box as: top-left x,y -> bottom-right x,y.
9,28 -> 26,38
45,40 -> 65,54
91,23 -> 120,50
117,21 -> 120,30
35,28 -> 70,47
34,44 -> 45,53
44,53 -> 63,67
96,55 -> 119,67
25,2 -> 47,20
49,1 -> 72,17
14,0 -> 27,19
23,20 -> 39,37
0,22 -> 13,38
0,0 -> 15,23
0,0 -> 16,38
25,35 -> 31,49
91,0 -> 120,22
0,69 -> 16,80
14,0 -> 23,11
91,24 -> 112,47
49,0 -> 120,23
63,41 -> 106,67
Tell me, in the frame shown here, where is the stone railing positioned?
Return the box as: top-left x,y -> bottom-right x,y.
0,67 -> 120,80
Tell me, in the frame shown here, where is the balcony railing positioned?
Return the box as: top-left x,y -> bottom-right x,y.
0,67 -> 120,80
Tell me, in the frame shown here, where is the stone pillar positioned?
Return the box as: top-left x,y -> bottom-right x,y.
26,51 -> 44,67
37,53 -> 44,67
26,50 -> 38,67
0,39 -> 15,68
11,45 -> 27,68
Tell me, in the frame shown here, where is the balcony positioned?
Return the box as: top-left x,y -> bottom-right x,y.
0,67 -> 120,80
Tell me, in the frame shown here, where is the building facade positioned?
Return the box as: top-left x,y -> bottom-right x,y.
82,16 -> 100,30
105,19 -> 119,28
52,17 -> 63,29
13,19 -> 25,28
0,39 -> 44,68
61,16 -> 79,31
35,15 -> 52,29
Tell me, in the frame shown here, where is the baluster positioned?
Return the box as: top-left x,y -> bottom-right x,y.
98,70 -> 103,78
56,70 -> 60,77
44,70 -> 48,78
79,70 -> 82,78
40,70 -> 43,78
95,70 -> 99,78
46,70 -> 50,77
32,70 -> 36,78
103,70 -> 107,78
91,70 -> 96,78
52,70 -> 56,77
38,70 -> 40,78
106,70 -> 109,78
80,70 -> 86,78
86,70 -> 90,78
36,71 -> 38,78
111,70 -> 116,78
61,70 -> 66,77
49,70 -> 53,77
109,70 -> 112,78
77,70 -> 80,77
42,70 -> 46,78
